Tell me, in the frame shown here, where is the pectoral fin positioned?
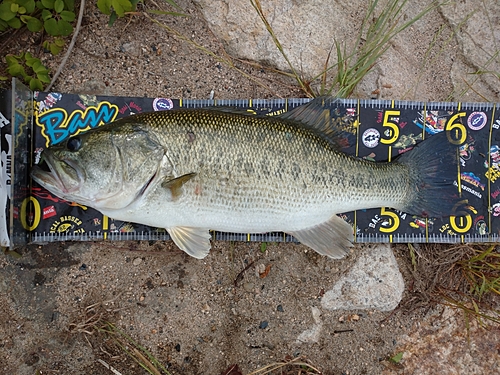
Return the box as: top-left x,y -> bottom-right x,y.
168,226 -> 212,259
162,173 -> 196,200
288,215 -> 354,259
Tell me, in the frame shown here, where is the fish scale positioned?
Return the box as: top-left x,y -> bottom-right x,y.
133,110 -> 408,225
31,97 -> 461,259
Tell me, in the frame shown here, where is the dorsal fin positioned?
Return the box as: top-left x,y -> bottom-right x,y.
278,97 -> 345,148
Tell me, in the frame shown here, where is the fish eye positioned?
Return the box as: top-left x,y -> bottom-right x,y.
67,136 -> 82,152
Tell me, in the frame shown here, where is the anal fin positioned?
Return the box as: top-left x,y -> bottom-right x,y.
168,226 -> 212,259
288,215 -> 354,259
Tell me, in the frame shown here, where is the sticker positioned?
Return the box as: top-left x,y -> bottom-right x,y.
49,216 -> 85,234
362,128 -> 380,148
461,172 -> 485,191
467,111 -> 487,131
43,205 -> 57,219
153,98 -> 173,111
492,203 -> 500,217
474,216 -> 487,235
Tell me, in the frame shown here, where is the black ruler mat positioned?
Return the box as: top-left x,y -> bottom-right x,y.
1,80 -> 498,248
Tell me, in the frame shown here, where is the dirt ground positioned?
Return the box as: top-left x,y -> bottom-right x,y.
1,1 -> 499,374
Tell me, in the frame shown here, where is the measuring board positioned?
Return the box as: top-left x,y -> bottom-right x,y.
1,79 -> 499,249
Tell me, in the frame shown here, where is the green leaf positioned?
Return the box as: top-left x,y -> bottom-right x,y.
35,1 -> 44,10
0,3 -> 16,21
19,0 -> 36,14
5,55 -> 19,66
29,78 -> 44,91
26,16 -> 43,31
25,56 -> 39,68
112,0 -> 133,17
49,42 -> 62,55
60,10 -> 75,22
7,16 -> 22,28
7,63 -> 26,78
18,6 -> 27,14
41,0 -> 55,10
54,37 -> 65,46
37,72 -> 51,83
97,0 -> 111,15
390,352 -> 404,363
44,17 -> 59,35
10,3 -> 19,13
63,0 -> 74,11
108,11 -> 117,26
33,62 -> 50,75
260,242 -> 267,253
57,18 -> 72,36
41,9 -> 52,20
0,76 -> 9,81
31,60 -> 42,71
54,0 -> 63,13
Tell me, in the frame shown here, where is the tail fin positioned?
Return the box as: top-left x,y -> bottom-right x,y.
396,131 -> 466,218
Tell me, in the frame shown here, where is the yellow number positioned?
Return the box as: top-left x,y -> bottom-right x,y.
379,207 -> 400,233
445,112 -> 467,145
449,215 -> 472,233
20,196 -> 41,231
381,110 -> 400,144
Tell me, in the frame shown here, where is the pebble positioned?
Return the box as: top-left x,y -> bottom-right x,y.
243,282 -> 254,292
255,263 -> 266,277
349,314 -> 360,321
277,304 -> 284,312
133,257 -> 143,266
259,321 -> 268,329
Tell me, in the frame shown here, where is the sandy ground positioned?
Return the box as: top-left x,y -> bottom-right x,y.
1,1 -> 499,374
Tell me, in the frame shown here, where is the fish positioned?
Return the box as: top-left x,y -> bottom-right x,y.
31,97 -> 463,259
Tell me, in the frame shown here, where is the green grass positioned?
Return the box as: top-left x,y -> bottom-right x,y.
251,0 -> 439,97
98,322 -> 171,375
406,243 -> 500,329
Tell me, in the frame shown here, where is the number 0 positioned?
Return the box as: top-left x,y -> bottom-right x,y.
20,196 -> 41,231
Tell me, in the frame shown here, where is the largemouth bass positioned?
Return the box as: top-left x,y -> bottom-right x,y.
31,98 -> 461,259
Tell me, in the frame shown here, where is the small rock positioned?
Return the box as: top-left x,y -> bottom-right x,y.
321,244 -> 404,312
120,42 -> 141,57
349,314 -> 360,322
263,341 -> 275,350
132,257 -> 143,266
259,321 -> 268,329
277,304 -> 284,312
242,282 -> 254,292
255,263 -> 266,277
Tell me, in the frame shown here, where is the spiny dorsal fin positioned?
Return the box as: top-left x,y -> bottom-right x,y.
279,97 -> 345,148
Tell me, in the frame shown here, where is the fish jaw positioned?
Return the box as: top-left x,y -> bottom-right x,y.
31,150 -> 84,199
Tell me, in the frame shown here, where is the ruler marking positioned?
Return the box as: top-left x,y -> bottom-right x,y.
103,215 -> 108,240
488,103 -> 496,239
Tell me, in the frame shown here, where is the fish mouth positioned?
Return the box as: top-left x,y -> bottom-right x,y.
31,151 -> 83,196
